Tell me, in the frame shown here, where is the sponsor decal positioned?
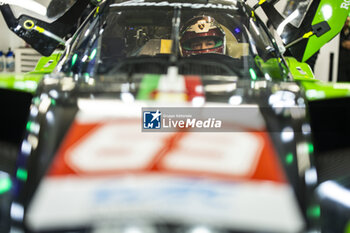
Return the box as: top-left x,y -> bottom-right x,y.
43,60 -> 54,68
341,0 -> 350,10
333,83 -> 350,89
110,0 -> 238,10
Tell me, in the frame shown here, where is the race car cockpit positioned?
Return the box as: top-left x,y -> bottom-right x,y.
1,0 -> 343,80
100,7 -> 254,59
64,1 -> 284,78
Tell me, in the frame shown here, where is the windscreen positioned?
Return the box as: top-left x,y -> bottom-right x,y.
64,3 -> 286,79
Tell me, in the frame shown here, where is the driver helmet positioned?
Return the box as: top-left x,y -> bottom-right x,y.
180,16 -> 226,57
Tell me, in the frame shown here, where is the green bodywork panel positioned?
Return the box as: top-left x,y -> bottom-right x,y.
284,57 -> 350,102
0,51 -> 61,93
0,73 -> 42,94
301,80 -> 350,101
30,51 -> 62,74
256,56 -> 314,81
285,57 -> 316,81
303,0 -> 350,62
255,56 -> 288,80
0,48 -> 349,102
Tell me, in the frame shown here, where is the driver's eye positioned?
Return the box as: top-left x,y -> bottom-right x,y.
206,41 -> 215,47
192,42 -> 202,50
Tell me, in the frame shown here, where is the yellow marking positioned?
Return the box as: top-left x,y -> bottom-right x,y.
160,39 -> 172,54
259,0 -> 266,5
251,11 -> 256,21
35,26 -> 45,33
303,31 -> 314,38
94,7 -> 100,17
23,20 -> 34,29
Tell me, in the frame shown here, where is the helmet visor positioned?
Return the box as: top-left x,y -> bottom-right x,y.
182,36 -> 223,51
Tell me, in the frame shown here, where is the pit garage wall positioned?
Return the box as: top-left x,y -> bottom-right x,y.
314,36 -> 340,82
